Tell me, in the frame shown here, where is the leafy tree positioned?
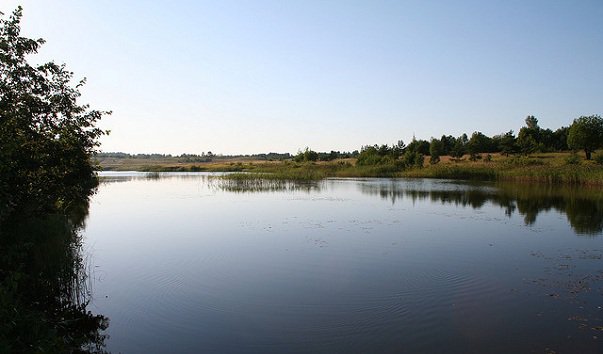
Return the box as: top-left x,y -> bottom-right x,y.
392,140 -> 406,157
403,150 -> 424,168
517,133 -> 537,155
377,144 -> 392,156
356,144 -> 402,166
567,115 -> 603,160
439,135 -> 455,156
450,136 -> 466,160
356,145 -> 381,166
460,133 -> 468,145
429,138 -> 442,164
0,8 -> 109,352
552,126 -> 569,151
525,115 -> 539,130
317,150 -> 340,161
498,130 -> 517,156
406,138 -> 430,156
0,7 -> 109,220
538,128 -> 555,152
294,147 -> 318,162
516,115 -> 545,153
467,131 -> 494,160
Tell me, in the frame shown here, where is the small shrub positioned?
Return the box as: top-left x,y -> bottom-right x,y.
565,153 -> 580,165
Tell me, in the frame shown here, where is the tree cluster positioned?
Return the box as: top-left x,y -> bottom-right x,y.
291,112 -> 602,171
293,148 -> 358,162
356,140 -> 424,168
0,7 -> 108,220
350,114 -> 602,169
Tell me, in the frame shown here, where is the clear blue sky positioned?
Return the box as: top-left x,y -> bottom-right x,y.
5,0 -> 603,155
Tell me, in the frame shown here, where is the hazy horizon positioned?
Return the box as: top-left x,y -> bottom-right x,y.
6,0 -> 602,155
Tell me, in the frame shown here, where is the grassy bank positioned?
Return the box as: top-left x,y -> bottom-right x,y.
401,162 -> 603,185
98,152 -> 603,185
400,153 -> 603,185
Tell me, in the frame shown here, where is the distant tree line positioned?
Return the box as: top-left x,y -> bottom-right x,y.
97,114 -> 602,167
353,114 -> 602,167
96,151 -> 293,162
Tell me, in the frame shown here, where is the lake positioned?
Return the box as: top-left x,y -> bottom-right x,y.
85,172 -> 603,353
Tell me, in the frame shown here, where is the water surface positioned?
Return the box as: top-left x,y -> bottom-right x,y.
85,173 -> 603,353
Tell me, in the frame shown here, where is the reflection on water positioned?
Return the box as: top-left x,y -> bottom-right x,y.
99,171 -> 324,193
210,178 -> 323,194
0,200 -> 108,352
357,179 -> 603,235
89,173 -> 603,353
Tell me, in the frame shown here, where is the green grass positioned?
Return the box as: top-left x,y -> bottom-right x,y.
402,158 -> 603,185
401,164 -> 497,181
224,162 -> 346,181
99,152 -> 603,185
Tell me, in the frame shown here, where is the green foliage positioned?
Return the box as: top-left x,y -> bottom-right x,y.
517,115 -> 556,154
0,7 -> 109,220
404,164 -> 497,181
467,131 -> 495,156
567,115 -> 603,160
564,153 -> 580,165
552,126 -> 569,151
403,157 -> 603,186
223,160 -> 348,181
429,138 -> 442,164
403,150 -> 424,168
439,135 -> 455,155
525,115 -> 539,130
517,129 -> 538,155
406,138 -> 430,155
501,157 -> 546,167
294,147 -> 318,162
356,144 -> 402,167
0,8 -> 109,351
537,128 -> 555,152
450,136 -> 466,160
497,130 -> 517,156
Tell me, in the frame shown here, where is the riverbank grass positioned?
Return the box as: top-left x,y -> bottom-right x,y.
99,152 -> 603,185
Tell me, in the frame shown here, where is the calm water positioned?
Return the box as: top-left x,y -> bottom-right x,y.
85,172 -> 603,353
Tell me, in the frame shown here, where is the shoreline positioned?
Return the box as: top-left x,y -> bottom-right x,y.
97,152 -> 603,186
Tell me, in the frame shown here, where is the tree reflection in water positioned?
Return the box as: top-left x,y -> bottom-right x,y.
0,199 -> 108,353
202,173 -> 602,235
358,181 -> 603,235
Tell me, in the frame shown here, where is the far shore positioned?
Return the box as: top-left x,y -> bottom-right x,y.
96,151 -> 603,186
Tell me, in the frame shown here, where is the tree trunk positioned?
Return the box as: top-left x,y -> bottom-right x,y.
585,149 -> 592,160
